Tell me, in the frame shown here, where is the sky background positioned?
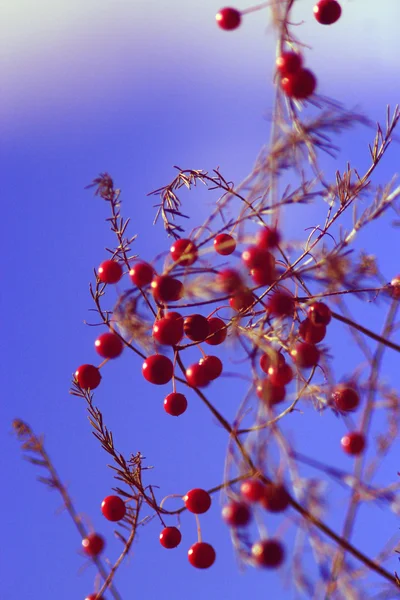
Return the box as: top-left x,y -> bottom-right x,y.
2,0 -> 400,598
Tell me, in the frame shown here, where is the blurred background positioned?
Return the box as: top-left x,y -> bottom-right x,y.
2,0 -> 400,598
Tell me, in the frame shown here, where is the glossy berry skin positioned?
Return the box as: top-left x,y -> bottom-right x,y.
267,291 -> 295,317
256,380 -> 286,406
101,495 -> 126,522
261,484 -> 290,513
332,385 -> 360,412
252,539 -> 285,568
291,342 -> 320,369
98,260 -> 123,284
184,488 -> 211,514
129,262 -> 154,287
230,289 -> 254,312
151,275 -> 183,303
276,52 -> 302,77
164,392 -> 188,416
217,269 -> 243,294
313,0 -> 341,25
82,533 -> 105,557
250,265 -> 276,287
185,362 -> 210,388
299,318 -> 326,344
242,246 -> 274,271
85,595 -> 104,600
240,479 -> 265,503
216,7 -> 241,31
267,361 -> 293,387
184,314 -> 210,342
256,226 -> 281,249
199,355 -> 223,381
260,350 -> 285,374
341,432 -> 365,455
153,312 -> 184,346
170,238 -> 198,266
75,364 -> 102,390
281,69 -> 317,100
188,542 -> 216,569
390,275 -> 400,299
214,233 -> 236,255
95,333 -> 124,359
222,501 -> 251,527
308,301 -> 332,326
159,526 -> 182,549
205,317 -> 227,345
142,354 -> 174,385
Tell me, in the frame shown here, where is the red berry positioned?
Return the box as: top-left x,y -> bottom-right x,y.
85,595 -> 104,600
129,262 -> 154,287
184,314 -> 210,342
184,488 -> 211,514
261,484 -> 290,513
299,318 -> 326,344
95,332 -> 124,359
222,501 -> 251,527
82,533 -> 105,557
313,0 -> 341,25
276,52 -> 302,76
159,526 -> 182,549
256,380 -> 286,406
217,268 -> 243,294
390,275 -> 400,299
250,265 -> 276,287
242,246 -> 274,270
199,355 -> 223,381
75,364 -> 102,390
188,542 -> 216,568
164,392 -> 188,416
267,291 -> 295,317
251,539 -> 285,568
185,362 -> 210,388
142,354 -> 174,385
341,431 -> 365,455
98,260 -> 123,284
151,275 -> 183,303
308,301 -> 332,326
214,233 -> 236,255
216,7 -> 241,31
267,361 -> 293,387
281,69 -> 317,99
260,350 -> 285,374
170,238 -> 198,266
332,385 -> 360,412
240,479 -> 265,503
153,312 -> 184,345
101,495 -> 126,522
205,317 -> 227,345
291,342 -> 320,369
230,289 -> 254,312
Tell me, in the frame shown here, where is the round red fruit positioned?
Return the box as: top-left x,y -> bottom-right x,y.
188,542 -> 216,568
170,238 -> 198,266
281,69 -> 317,99
199,355 -> 223,380
252,539 -> 285,568
260,350 -> 285,374
261,484 -> 290,513
98,260 -> 123,284
332,385 -> 360,412
185,362 -> 210,388
299,318 -> 326,344
276,52 -> 302,77
151,275 -> 183,303
216,7 -> 241,31
85,594 -> 104,600
101,495 -> 126,522
205,317 -> 227,345
240,479 -> 265,503
222,501 -> 251,527
129,262 -> 154,287
267,361 -> 293,387
214,233 -> 236,255
341,431 -> 365,455
184,314 -> 210,342
142,354 -> 174,385
184,488 -> 211,514
95,333 -> 124,359
159,526 -> 182,549
153,312 -> 184,345
217,268 -> 243,294
82,533 -> 105,557
308,301 -> 332,326
256,380 -> 286,406
242,246 -> 274,270
250,265 -> 276,286
267,291 -> 295,317
313,0 -> 341,25
75,364 -> 102,390
230,289 -> 254,312
291,342 -> 320,369
164,392 -> 188,416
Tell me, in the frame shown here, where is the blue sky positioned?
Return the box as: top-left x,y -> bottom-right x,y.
2,1 -> 400,598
